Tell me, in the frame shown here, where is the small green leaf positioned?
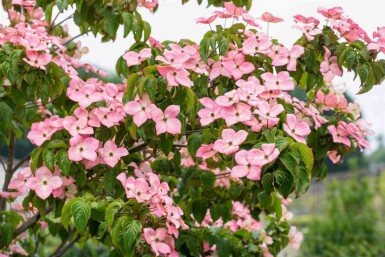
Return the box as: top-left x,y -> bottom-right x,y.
30,147 -> 43,173
122,12 -> 133,38
43,149 -> 55,171
56,149 -> 71,176
0,223 -> 13,246
187,133 -> 203,158
192,198 -> 208,223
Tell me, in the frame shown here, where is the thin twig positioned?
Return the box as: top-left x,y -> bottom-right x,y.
49,234 -> 80,257
12,153 -> 31,173
0,206 -> 53,249
64,30 -> 92,45
0,131 -> 16,211
51,14 -> 74,31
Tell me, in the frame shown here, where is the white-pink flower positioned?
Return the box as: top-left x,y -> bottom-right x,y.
213,129 -> 248,155
26,166 -> 63,200
151,105 -> 181,135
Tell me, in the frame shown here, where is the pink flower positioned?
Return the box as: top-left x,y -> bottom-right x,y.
52,175 -> 78,199
143,228 -> 172,256
196,144 -> 216,160
196,15 -> 217,24
198,97 -> 222,126
74,107 -> 101,127
223,52 -> 255,80
156,50 -> 190,69
213,129 -> 248,155
283,114 -> 311,144
22,50 -> 51,70
317,6 -> 343,19
320,47 -> 342,76
327,150 -> 341,164
215,89 -> 239,107
157,66 -> 192,87
123,48 -> 152,67
288,226 -> 303,250
242,36 -> 272,55
68,136 -> 100,162
293,15 -> 320,26
62,116 -> 93,137
149,36 -> 164,49
151,105 -> 181,135
124,94 -> 157,127
261,71 -> 294,91
26,166 -> 63,200
27,122 -> 55,146
116,173 -> 151,203
8,167 -> 32,194
254,101 -> 284,128
287,45 -> 305,71
209,60 -> 232,80
231,150 -> 262,180
293,23 -> 322,41
327,124 -> 351,147
260,12 -> 283,23
67,84 -> 103,108
220,103 -> 252,126
93,107 -> 124,128
99,140 -> 128,167
248,143 -> 280,167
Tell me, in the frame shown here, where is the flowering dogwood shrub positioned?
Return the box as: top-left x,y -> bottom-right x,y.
0,1 -> 383,257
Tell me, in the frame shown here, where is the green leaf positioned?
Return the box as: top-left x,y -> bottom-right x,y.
261,173 -> 274,193
126,73 -> 140,101
275,136 -> 293,152
187,133 -> 203,158
279,151 -> 300,176
216,237 -> 232,257
257,191 -> 273,210
61,198 -> 79,230
30,147 -> 43,173
71,199 -> 91,233
218,36 -> 229,56
201,171 -> 216,189
142,21 -> 151,42
106,201 -> 123,227
56,149 -> 71,176
0,102 -> 12,130
46,140 -> 67,149
199,38 -> 210,62
192,198 -> 208,223
291,142 -> 314,172
122,12 -> 133,38
158,134 -> 173,155
274,169 -> 294,198
144,76 -> 156,102
295,165 -> 311,197
0,223 -> 13,246
43,149 -> 55,171
120,219 -> 142,255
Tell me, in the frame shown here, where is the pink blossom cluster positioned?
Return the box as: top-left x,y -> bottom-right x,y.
8,166 -> 77,200
0,2 -> 107,78
117,162 -> 187,256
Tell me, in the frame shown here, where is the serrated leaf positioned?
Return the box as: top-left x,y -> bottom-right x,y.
43,149 -> 55,171
56,149 -> 70,176
187,133 -> 203,158
0,223 -> 13,246
192,198 -> 208,224
71,199 -> 91,233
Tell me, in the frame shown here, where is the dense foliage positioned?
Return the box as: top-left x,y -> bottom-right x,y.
0,1 -> 383,257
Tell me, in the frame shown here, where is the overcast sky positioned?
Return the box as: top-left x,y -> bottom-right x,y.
1,0 -> 385,151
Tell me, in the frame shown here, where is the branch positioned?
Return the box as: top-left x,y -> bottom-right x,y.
0,131 -> 16,211
51,14 -> 74,31
64,30 -> 92,45
12,153 -> 31,173
0,206 -> 53,249
49,234 -> 80,257
128,143 -> 148,154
